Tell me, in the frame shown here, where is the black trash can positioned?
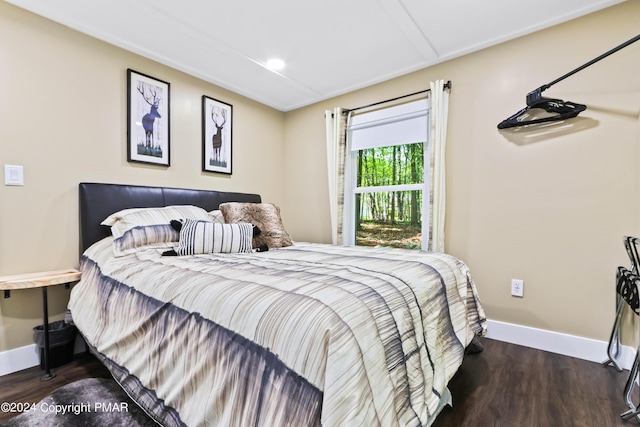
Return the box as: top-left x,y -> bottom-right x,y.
33,320 -> 77,369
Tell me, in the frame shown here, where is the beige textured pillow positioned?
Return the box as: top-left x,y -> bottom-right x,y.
219,202 -> 293,248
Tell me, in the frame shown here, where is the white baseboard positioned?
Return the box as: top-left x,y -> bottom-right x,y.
485,319 -> 636,370
0,320 -> 635,376
0,335 -> 86,377
0,343 -> 40,376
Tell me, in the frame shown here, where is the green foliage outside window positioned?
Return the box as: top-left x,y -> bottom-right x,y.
355,142 -> 424,249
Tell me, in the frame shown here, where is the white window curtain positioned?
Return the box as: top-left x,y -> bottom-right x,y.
325,108 -> 349,245
429,79 -> 450,253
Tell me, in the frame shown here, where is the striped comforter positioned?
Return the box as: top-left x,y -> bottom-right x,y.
68,239 -> 487,427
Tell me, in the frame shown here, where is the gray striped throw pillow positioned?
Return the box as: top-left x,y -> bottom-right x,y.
176,219 -> 253,255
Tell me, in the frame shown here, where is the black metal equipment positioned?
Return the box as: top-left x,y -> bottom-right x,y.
497,34 -> 640,129
604,236 -> 640,422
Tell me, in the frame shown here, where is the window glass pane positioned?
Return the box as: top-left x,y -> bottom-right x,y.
357,143 -> 423,188
355,190 -> 422,250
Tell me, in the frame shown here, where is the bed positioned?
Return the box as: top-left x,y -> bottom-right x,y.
69,182 -> 487,427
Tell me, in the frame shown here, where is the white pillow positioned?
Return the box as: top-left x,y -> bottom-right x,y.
102,205 -> 212,239
208,209 -> 225,224
102,205 -> 212,256
112,224 -> 179,257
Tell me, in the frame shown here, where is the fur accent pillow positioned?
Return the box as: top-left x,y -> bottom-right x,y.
176,219 -> 253,255
219,202 -> 292,248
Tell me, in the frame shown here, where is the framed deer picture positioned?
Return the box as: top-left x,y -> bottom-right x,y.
202,95 -> 232,174
127,69 -> 170,166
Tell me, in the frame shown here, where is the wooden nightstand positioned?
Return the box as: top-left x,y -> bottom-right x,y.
0,269 -> 81,381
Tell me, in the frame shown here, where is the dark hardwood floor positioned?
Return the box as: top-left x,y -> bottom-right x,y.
0,338 -> 637,426
433,338 -> 638,427
0,352 -> 111,424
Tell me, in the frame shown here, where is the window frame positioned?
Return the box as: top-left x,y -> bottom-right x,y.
343,99 -> 431,248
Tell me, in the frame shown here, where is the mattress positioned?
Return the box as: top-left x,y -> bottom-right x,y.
68,238 -> 487,426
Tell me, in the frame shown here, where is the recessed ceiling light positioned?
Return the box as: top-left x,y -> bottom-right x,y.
266,58 -> 285,71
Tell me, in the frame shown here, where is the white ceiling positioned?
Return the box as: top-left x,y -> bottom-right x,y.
6,0 -> 626,111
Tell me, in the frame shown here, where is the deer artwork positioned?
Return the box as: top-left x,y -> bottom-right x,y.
210,107 -> 227,165
137,82 -> 162,149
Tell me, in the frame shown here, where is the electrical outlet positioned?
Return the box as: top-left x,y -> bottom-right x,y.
511,279 -> 524,297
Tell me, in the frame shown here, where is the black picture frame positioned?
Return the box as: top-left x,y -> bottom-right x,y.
127,69 -> 170,166
202,95 -> 232,174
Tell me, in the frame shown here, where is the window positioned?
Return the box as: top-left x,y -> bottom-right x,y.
344,99 -> 430,250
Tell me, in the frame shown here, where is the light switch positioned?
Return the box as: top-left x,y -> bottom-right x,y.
4,165 -> 24,186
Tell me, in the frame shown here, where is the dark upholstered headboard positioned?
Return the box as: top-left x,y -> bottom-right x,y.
79,182 -> 261,254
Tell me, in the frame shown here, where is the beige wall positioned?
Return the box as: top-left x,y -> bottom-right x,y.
0,2 -> 286,351
1,1 -> 638,356
283,1 -> 640,342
